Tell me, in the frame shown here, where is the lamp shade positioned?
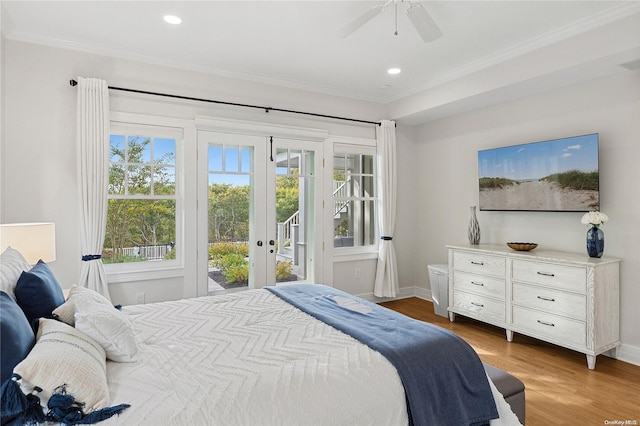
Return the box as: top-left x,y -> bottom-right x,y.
0,223 -> 56,264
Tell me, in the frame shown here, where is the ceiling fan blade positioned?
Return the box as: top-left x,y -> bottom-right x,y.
338,4 -> 385,39
406,3 -> 442,43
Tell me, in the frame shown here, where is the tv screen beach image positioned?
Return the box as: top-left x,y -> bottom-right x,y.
478,134 -> 599,212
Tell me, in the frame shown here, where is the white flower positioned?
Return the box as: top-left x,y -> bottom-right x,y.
581,211 -> 609,226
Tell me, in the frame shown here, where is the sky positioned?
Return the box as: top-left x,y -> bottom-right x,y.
110,135 -> 176,164
110,138 -> 302,186
478,134 -> 599,181
208,146 -> 252,186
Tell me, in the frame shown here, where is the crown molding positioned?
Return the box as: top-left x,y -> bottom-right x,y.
4,2 -> 637,106
3,30 -> 389,104
386,2 -> 640,103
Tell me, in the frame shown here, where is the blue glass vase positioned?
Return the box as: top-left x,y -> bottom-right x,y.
586,225 -> 604,258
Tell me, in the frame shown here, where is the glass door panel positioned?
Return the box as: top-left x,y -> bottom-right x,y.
198,131 -> 266,295
198,131 -> 322,295
270,140 -> 321,287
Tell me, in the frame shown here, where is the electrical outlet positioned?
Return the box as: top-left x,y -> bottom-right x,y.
135,292 -> 145,304
355,268 -> 361,279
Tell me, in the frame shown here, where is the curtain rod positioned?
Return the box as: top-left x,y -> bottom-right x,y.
69,79 -> 381,127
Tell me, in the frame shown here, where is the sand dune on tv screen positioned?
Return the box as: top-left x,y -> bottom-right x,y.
479,180 -> 599,211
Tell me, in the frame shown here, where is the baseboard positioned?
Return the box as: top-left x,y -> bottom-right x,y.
614,343 -> 640,367
356,286 -> 432,303
359,285 -> 640,368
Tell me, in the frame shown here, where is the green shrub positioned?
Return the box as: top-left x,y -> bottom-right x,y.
212,252 -> 248,284
276,260 -> 293,280
212,253 -> 242,269
541,170 -> 598,191
103,254 -> 147,264
223,263 -> 249,284
164,247 -> 176,260
208,242 -> 249,262
208,242 -> 250,284
478,177 -> 518,189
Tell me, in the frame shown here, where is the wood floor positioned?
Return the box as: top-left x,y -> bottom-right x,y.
380,297 -> 640,426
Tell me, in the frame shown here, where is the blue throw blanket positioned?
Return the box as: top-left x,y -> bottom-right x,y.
267,284 -> 498,426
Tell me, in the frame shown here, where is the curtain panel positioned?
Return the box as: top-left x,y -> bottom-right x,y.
373,120 -> 399,297
76,77 -> 112,300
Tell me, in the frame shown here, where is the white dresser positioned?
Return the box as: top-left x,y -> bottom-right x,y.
447,244 -> 620,369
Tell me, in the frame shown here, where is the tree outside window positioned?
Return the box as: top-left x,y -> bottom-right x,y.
105,133 -> 177,264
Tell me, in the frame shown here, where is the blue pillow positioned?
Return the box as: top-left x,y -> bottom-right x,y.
15,260 -> 65,326
0,291 -> 35,385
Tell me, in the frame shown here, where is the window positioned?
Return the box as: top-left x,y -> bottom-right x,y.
106,123 -> 182,268
332,150 -> 377,249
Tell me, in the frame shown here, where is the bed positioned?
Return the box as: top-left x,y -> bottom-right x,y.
1,248 -> 523,426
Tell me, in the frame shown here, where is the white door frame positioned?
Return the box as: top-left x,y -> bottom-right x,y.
196,117 -> 327,296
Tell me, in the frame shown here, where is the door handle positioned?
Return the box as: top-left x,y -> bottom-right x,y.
257,241 -> 263,247
269,240 -> 275,246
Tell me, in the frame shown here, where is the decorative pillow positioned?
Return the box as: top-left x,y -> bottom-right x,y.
0,247 -> 31,301
15,260 -> 65,326
75,300 -> 139,362
13,318 -> 111,411
0,291 -> 36,385
53,285 -> 113,326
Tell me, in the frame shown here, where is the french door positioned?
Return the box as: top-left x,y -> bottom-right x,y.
197,130 -> 323,295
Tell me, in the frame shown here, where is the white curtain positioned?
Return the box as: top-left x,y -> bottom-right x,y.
76,77 -> 112,301
373,120 -> 399,297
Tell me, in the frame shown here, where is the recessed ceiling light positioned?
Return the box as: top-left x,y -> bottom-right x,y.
387,68 -> 401,75
163,15 -> 182,25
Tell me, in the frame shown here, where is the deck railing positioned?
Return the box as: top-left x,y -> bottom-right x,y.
118,243 -> 174,260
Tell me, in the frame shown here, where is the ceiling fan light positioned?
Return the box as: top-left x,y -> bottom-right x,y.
406,3 -> 442,43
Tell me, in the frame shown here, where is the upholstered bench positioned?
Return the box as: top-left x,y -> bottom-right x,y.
484,363 -> 526,425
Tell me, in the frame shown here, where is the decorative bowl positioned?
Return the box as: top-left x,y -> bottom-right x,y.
507,242 -> 538,251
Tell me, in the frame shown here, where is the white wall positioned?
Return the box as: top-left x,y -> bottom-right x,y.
409,70 -> 640,363
1,40 -> 394,303
332,125 -> 420,299
5,38 -> 637,363
0,33 -> 4,222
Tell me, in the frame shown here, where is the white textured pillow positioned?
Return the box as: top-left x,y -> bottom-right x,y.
75,301 -> 139,362
0,247 -> 31,301
14,318 -> 110,411
53,285 -> 113,326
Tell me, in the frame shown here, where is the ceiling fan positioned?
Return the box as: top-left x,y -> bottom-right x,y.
339,0 -> 442,43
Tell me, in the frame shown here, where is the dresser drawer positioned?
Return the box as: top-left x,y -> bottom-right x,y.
512,260 -> 586,293
452,271 -> 505,299
452,290 -> 505,322
512,306 -> 586,348
512,283 -> 586,320
452,251 -> 505,278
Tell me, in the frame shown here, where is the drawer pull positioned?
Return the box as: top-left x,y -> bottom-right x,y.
537,295 -> 556,302
470,261 -> 485,266
470,302 -> 484,307
470,281 -> 485,287
537,271 -> 555,277
537,319 -> 555,327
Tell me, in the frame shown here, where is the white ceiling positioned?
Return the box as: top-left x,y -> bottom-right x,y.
2,1 -> 640,124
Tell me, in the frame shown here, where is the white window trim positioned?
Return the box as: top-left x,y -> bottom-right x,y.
105,112 -> 194,283
106,266 -> 185,284
329,136 -> 379,261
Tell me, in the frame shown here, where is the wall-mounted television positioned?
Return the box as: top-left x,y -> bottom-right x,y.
478,134 -> 599,212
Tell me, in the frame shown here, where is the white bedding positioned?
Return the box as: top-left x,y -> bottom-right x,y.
103,289 -> 521,425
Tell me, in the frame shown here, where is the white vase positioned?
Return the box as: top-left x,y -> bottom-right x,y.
468,206 -> 480,245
